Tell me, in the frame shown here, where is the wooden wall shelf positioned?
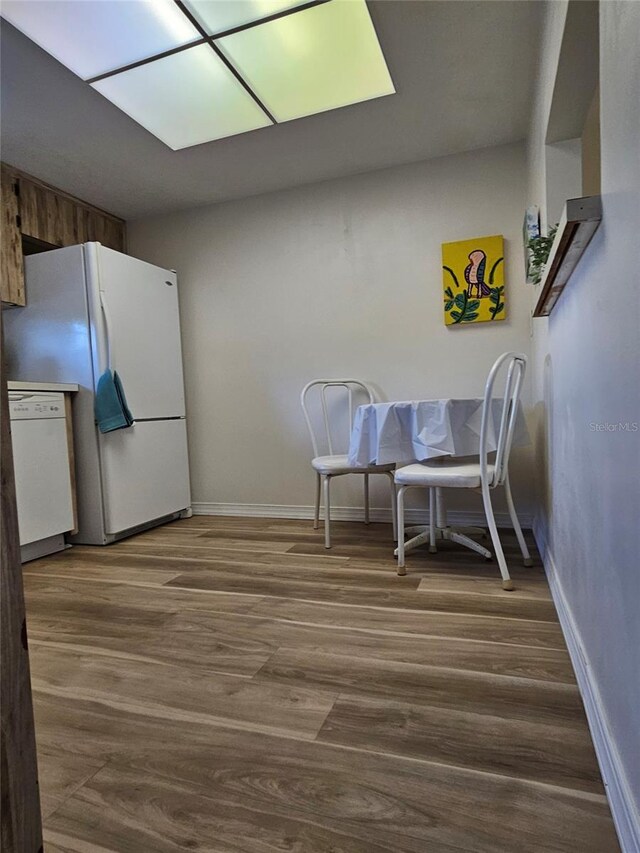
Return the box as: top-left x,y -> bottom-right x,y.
533,195 -> 602,317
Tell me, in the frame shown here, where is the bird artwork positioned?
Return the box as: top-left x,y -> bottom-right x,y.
464,250 -> 492,298
441,234 -> 506,325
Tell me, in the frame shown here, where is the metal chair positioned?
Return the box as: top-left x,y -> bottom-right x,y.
395,353 -> 533,588
301,379 -> 397,549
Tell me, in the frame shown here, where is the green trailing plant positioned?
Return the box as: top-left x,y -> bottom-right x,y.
527,225 -> 558,284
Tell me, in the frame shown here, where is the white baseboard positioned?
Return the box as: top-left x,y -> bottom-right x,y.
192,501 -> 532,529
533,519 -> 640,853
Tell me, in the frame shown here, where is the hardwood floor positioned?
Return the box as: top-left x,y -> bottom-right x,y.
23,517 -> 620,852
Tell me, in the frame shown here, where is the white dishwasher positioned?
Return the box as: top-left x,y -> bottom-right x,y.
9,390 -> 75,562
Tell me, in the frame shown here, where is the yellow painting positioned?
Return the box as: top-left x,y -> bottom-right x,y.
442,234 -> 505,325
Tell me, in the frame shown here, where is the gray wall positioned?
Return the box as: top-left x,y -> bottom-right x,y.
528,0 -> 640,819
129,141 -> 534,520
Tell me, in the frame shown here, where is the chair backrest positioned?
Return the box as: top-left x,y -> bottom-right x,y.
300,379 -> 375,458
479,352 -> 527,488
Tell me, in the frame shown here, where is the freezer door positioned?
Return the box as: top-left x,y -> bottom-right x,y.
99,419 -> 190,535
93,245 -> 186,420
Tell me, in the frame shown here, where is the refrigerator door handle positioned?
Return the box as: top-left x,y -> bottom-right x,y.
99,290 -> 115,372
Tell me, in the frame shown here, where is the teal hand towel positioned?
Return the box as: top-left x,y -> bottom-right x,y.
95,370 -> 134,433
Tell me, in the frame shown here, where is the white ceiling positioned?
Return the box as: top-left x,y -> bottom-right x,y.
0,1 -> 542,220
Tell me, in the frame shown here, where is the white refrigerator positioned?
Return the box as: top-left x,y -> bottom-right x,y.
3,243 -> 191,544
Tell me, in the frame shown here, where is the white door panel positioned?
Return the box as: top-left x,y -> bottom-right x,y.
96,246 -> 185,420
100,419 -> 190,534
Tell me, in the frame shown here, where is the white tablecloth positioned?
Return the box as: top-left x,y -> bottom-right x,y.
348,398 -> 529,467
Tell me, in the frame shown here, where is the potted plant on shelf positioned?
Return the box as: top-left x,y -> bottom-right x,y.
527,225 -> 558,285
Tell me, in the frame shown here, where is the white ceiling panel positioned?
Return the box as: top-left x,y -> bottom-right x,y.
218,0 -> 394,123
92,44 -> 271,150
183,0 -> 313,36
0,0 -> 202,80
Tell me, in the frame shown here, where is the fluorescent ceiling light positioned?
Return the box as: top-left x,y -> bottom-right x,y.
183,0 -> 313,36
217,1 -> 395,123
1,0 -> 395,149
92,45 -> 271,150
1,0 -> 201,80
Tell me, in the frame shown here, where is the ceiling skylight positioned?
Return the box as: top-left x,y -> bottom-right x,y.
183,0 -> 313,36
1,0 -> 395,150
218,0 -> 395,123
92,44 -> 271,150
0,0 -> 201,80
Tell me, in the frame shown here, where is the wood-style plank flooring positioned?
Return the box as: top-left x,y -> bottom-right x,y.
23,517 -> 620,852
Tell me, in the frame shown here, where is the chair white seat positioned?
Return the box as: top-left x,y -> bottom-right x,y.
394,352 -> 532,589
395,459 -> 496,489
301,379 -> 397,548
312,455 -> 395,475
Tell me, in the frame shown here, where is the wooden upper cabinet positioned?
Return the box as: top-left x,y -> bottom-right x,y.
18,176 -> 126,253
0,163 -> 126,304
1,167 -> 25,306
19,178 -> 84,248
77,206 -> 126,254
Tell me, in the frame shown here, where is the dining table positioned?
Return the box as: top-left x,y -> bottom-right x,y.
347,397 -> 530,558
